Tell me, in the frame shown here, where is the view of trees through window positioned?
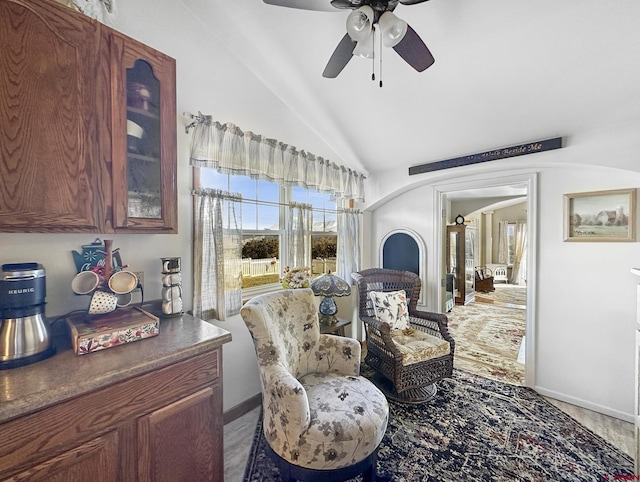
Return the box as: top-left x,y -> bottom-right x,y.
198,168 -> 338,289
240,234 -> 337,288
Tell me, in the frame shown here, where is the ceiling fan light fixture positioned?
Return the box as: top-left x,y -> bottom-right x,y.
346,5 -> 374,42
353,32 -> 374,58
378,11 -> 408,48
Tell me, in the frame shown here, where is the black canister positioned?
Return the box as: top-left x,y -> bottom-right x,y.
0,263 -> 46,315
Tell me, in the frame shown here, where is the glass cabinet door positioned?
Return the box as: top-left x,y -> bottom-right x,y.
126,59 -> 162,219
464,227 -> 476,298
447,224 -> 476,305
110,33 -> 177,233
447,229 -> 461,299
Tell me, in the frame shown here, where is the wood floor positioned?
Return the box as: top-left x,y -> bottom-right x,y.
224,406 -> 261,482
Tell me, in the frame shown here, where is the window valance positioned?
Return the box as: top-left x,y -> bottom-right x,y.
188,114 -> 366,202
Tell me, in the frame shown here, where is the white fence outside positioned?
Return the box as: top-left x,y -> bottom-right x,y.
241,258 -> 337,277
242,258 -> 279,277
312,258 -> 336,275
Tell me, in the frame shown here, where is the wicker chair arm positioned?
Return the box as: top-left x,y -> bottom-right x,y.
359,314 -> 391,334
409,309 -> 455,346
359,314 -> 404,358
317,334 -> 361,376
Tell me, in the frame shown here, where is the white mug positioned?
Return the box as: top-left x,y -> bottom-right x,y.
162,285 -> 182,302
72,271 -> 100,295
88,290 -> 118,315
162,273 -> 182,286
116,292 -> 133,308
162,298 -> 183,315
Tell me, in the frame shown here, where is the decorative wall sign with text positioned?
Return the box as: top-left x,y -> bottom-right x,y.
408,137 -> 563,176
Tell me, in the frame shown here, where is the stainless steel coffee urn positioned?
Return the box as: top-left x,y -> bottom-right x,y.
161,257 -> 183,316
0,263 -> 55,369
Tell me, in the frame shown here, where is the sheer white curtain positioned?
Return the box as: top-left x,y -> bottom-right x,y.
510,221 -> 527,285
56,0 -> 117,23
192,189 -> 243,321
285,202 -> 312,269
188,115 -> 366,202
336,208 -> 360,282
497,221 -> 509,265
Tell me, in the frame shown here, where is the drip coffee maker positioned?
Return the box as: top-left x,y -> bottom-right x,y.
0,263 -> 55,369
161,257 -> 183,316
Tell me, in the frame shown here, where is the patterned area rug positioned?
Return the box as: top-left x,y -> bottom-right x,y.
243,370 -> 633,481
476,284 -> 527,306
447,301 -> 526,385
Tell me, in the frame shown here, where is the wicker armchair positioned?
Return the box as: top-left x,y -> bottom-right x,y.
352,268 -> 455,404
475,266 -> 495,292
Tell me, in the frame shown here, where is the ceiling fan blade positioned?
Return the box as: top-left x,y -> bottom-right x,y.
398,0 -> 430,5
323,34 -> 357,78
263,0 -> 338,12
393,25 -> 435,72
330,0 -> 356,9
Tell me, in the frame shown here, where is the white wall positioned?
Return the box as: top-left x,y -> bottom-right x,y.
365,153 -> 640,420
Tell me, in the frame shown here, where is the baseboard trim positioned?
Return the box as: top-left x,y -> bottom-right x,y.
535,386 -> 633,424
223,392 -> 262,425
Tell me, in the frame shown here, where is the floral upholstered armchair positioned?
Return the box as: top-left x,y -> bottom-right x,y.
240,288 -> 389,482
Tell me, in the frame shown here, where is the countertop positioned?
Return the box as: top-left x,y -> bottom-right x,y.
0,305 -> 231,424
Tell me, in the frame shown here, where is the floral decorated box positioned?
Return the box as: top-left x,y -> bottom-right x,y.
67,307 -> 159,356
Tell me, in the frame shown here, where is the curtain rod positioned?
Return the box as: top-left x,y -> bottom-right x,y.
239,198 -> 360,215
191,189 -> 360,215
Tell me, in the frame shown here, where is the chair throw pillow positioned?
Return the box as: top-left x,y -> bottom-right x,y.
369,290 -> 409,330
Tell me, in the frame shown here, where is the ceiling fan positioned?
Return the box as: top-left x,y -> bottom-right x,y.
263,0 -> 435,80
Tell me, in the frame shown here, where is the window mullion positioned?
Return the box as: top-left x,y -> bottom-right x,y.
280,185 -> 291,268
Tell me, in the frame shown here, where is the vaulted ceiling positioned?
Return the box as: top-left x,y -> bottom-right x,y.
181,0 -> 640,179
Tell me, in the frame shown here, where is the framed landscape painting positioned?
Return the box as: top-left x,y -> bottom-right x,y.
564,188 -> 636,242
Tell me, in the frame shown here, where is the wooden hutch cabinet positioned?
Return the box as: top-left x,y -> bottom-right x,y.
446,224 -> 477,305
0,0 -> 177,233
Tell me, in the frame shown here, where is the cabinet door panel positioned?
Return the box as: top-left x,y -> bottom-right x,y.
137,387 -> 222,482
109,32 -> 177,233
447,224 -> 476,305
7,431 -> 119,482
0,0 -> 104,232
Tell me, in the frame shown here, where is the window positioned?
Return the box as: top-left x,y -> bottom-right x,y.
507,223 -> 516,266
292,186 -> 337,276
196,168 -> 338,289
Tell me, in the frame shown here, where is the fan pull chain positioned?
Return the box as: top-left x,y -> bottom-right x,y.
371,27 -> 376,82
379,31 -> 383,88
371,54 -> 375,81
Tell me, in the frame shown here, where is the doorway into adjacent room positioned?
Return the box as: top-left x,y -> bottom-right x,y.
437,174 -> 535,388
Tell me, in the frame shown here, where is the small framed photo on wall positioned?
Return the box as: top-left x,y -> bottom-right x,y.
564,188 -> 636,242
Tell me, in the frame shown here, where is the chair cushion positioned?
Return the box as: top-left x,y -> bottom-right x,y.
390,328 -> 451,366
266,372 -> 389,471
369,290 -> 409,330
